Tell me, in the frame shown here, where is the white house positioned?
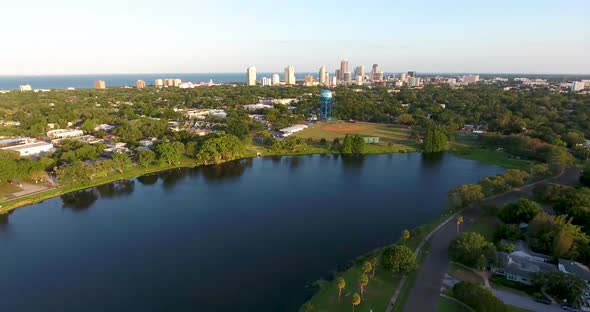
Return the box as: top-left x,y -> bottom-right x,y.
46,129 -> 84,139
280,124 -> 308,137
0,138 -> 54,156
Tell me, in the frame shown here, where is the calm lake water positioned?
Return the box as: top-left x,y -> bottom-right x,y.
0,153 -> 503,312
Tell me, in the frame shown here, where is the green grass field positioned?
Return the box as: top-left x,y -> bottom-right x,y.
450,134 -> 531,170
0,182 -> 23,200
437,296 -> 472,312
296,121 -> 419,153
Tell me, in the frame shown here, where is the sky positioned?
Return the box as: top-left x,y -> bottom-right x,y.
0,0 -> 588,75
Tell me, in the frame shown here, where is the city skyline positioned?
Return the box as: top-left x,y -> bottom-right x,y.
1,0 -> 589,75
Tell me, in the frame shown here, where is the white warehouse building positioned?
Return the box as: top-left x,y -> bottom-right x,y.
280,124 -> 308,137
46,129 -> 84,139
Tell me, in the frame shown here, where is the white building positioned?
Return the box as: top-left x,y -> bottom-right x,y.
273,98 -> 297,105
261,77 -> 272,86
94,124 -> 115,132
2,141 -> 54,156
272,74 -> 280,85
179,82 -> 195,89
247,66 -> 257,86
572,81 -> 586,92
243,103 -> 273,110
284,66 -> 295,85
280,124 -> 308,137
319,66 -> 326,85
46,129 -> 84,139
20,84 -> 32,92
155,79 -> 164,88
408,77 -> 419,88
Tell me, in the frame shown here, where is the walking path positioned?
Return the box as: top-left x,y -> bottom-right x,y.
399,167 -> 580,312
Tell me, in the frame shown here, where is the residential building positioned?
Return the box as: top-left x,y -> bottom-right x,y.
94,80 -> 106,89
272,74 -> 280,85
491,251 -> 557,285
19,84 -> 32,92
94,124 -> 115,132
371,64 -> 384,82
247,66 -> 257,86
284,66 -> 295,85
319,66 -> 326,85
354,65 -> 365,82
408,77 -> 419,88
407,71 -> 417,78
304,75 -> 314,86
46,129 -> 84,139
136,80 -> 146,89
572,81 -> 586,92
243,103 -> 273,110
335,69 -> 342,82
558,259 -> 590,283
155,79 -> 164,88
343,72 -> 352,82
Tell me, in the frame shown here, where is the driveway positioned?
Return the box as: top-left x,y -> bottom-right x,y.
402,167 -> 581,312
493,288 -> 563,312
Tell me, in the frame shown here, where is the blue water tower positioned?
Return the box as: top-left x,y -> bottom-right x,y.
320,90 -> 333,120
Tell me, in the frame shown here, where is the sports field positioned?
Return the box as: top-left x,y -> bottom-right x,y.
296,121 -> 419,152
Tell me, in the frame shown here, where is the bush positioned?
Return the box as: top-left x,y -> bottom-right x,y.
452,281 -> 507,312
493,224 -> 522,243
449,232 -> 496,269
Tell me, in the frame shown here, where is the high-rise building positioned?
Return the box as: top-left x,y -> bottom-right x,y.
94,80 -> 106,89
407,71 -> 417,78
304,75 -> 314,86
319,66 -> 326,85
324,72 -> 330,86
335,69 -> 341,82
272,74 -> 280,85
572,81 -> 586,92
343,72 -> 352,82
399,73 -> 408,82
173,79 -> 182,87
354,65 -> 365,82
155,79 -> 164,88
19,84 -> 32,92
261,77 -> 272,86
136,80 -> 146,89
330,76 -> 337,86
284,66 -> 295,85
247,66 -> 257,86
408,77 -> 419,88
462,74 -> 480,84
371,64 -> 383,82
340,59 -> 349,80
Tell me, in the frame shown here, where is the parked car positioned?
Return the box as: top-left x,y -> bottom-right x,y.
561,304 -> 578,312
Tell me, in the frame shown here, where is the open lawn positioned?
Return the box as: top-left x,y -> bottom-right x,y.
448,263 -> 484,285
437,296 -> 472,312
450,134 -> 531,170
296,121 -> 419,153
466,215 -> 500,241
0,182 -> 23,200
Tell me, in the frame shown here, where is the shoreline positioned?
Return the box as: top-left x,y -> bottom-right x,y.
0,147 -> 421,215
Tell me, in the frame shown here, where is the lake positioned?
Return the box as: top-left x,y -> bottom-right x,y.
0,153 -> 503,312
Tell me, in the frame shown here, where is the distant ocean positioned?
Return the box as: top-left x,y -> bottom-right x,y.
0,73 -> 317,90
1,72 -> 588,91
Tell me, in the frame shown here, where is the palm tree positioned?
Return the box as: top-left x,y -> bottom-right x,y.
352,293 -> 361,312
337,277 -> 346,301
359,274 -> 369,299
369,256 -> 378,277
362,261 -> 372,277
401,229 -> 411,244
456,216 -> 464,233
302,302 -> 314,312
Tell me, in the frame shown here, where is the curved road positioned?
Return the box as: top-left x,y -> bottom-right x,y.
402,167 -> 581,312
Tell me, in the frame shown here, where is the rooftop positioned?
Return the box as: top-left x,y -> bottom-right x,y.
559,259 -> 590,282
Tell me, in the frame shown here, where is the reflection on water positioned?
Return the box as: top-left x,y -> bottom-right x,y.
96,180 -> 135,198
61,189 -> 98,211
200,158 -> 253,183
160,169 -> 187,189
421,152 -> 445,167
341,154 -> 365,170
137,174 -> 159,186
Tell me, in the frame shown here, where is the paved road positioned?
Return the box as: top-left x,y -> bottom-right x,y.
402,167 -> 581,312
493,288 -> 562,312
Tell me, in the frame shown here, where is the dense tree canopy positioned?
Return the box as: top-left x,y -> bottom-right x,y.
449,232 -> 496,269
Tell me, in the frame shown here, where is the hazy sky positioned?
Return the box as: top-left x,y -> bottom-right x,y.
1,0 -> 588,75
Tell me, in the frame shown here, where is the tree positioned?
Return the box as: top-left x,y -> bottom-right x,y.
136,149 -> 156,168
448,184 -> 485,208
358,274 -> 368,299
351,293 -> 361,312
501,169 -> 529,187
582,167 -> 590,187
381,245 -> 417,273
532,272 -> 586,308
341,134 -> 353,154
423,127 -> 448,153
449,232 -> 496,269
302,302 -> 314,312
452,282 -> 507,312
157,142 -> 181,165
111,153 -> 131,173
57,161 -> 95,185
398,113 -> 416,126
546,146 -> 575,174
336,277 -> 346,301
369,256 -> 378,277
530,163 -> 550,180
351,135 -> 366,154
498,199 -> 542,224
527,211 -> 590,260
456,216 -> 464,233
401,229 -> 411,245
362,261 -> 372,277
